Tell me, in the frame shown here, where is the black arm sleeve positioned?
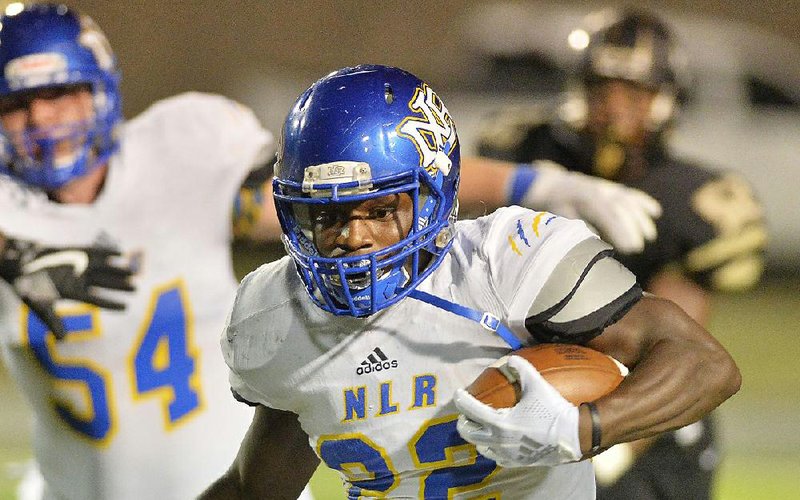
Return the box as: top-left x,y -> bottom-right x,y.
230,387 -> 261,407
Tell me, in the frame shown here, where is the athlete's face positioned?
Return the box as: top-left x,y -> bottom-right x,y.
0,83 -> 107,203
311,193 -> 415,258
0,83 -> 95,165
586,79 -> 656,147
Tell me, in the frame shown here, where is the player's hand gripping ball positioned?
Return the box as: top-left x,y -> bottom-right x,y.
466,343 -> 627,408
454,343 -> 627,467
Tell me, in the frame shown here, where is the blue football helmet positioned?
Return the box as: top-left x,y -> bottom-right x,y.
274,65 -> 460,317
0,3 -> 122,190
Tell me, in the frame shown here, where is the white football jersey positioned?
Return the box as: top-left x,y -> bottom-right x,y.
0,92 -> 273,499
223,206 -> 640,499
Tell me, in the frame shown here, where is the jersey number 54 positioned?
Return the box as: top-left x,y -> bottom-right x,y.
22,279 -> 202,445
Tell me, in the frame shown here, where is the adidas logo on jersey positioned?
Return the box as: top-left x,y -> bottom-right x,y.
356,347 -> 398,375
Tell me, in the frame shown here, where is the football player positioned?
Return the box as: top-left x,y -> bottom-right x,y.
0,4 -> 666,498
200,65 -> 740,499
475,9 -> 766,499
0,4 -> 310,499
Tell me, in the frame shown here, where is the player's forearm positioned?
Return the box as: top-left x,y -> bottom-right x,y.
457,157 -> 516,213
200,405 -> 320,498
199,467 -> 245,499
199,455 -> 292,499
200,461 -> 316,500
587,296 -> 740,449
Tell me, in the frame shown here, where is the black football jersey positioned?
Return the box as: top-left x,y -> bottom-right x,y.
478,107 -> 766,291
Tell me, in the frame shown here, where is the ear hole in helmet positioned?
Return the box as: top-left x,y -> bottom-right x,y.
647,89 -> 675,130
384,83 -> 394,105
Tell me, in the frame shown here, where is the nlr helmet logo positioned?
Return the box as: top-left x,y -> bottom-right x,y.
397,84 -> 457,178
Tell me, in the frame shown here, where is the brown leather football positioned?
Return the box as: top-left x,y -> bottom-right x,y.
466,343 -> 626,408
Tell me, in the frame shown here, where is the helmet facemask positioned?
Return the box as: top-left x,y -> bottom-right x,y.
275,160 -> 457,317
0,79 -> 120,192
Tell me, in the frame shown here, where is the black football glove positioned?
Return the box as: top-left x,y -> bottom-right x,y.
0,238 -> 136,340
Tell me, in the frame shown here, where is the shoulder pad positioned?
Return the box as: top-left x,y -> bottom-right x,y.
685,173 -> 767,290
690,173 -> 764,238
526,237 -> 615,317
525,238 -> 641,343
0,175 -> 48,211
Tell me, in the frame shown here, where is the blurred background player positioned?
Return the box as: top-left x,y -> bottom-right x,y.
475,8 -> 767,499
0,3 -> 316,499
458,156 -> 661,255
200,64 -> 740,499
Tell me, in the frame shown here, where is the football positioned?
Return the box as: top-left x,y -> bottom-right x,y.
466,343 -> 627,408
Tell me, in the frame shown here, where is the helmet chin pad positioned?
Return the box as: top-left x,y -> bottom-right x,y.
280,173 -> 453,317
321,256 -> 411,315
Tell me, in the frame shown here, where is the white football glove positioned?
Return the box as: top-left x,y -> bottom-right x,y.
526,161 -> 662,254
454,355 -> 582,468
